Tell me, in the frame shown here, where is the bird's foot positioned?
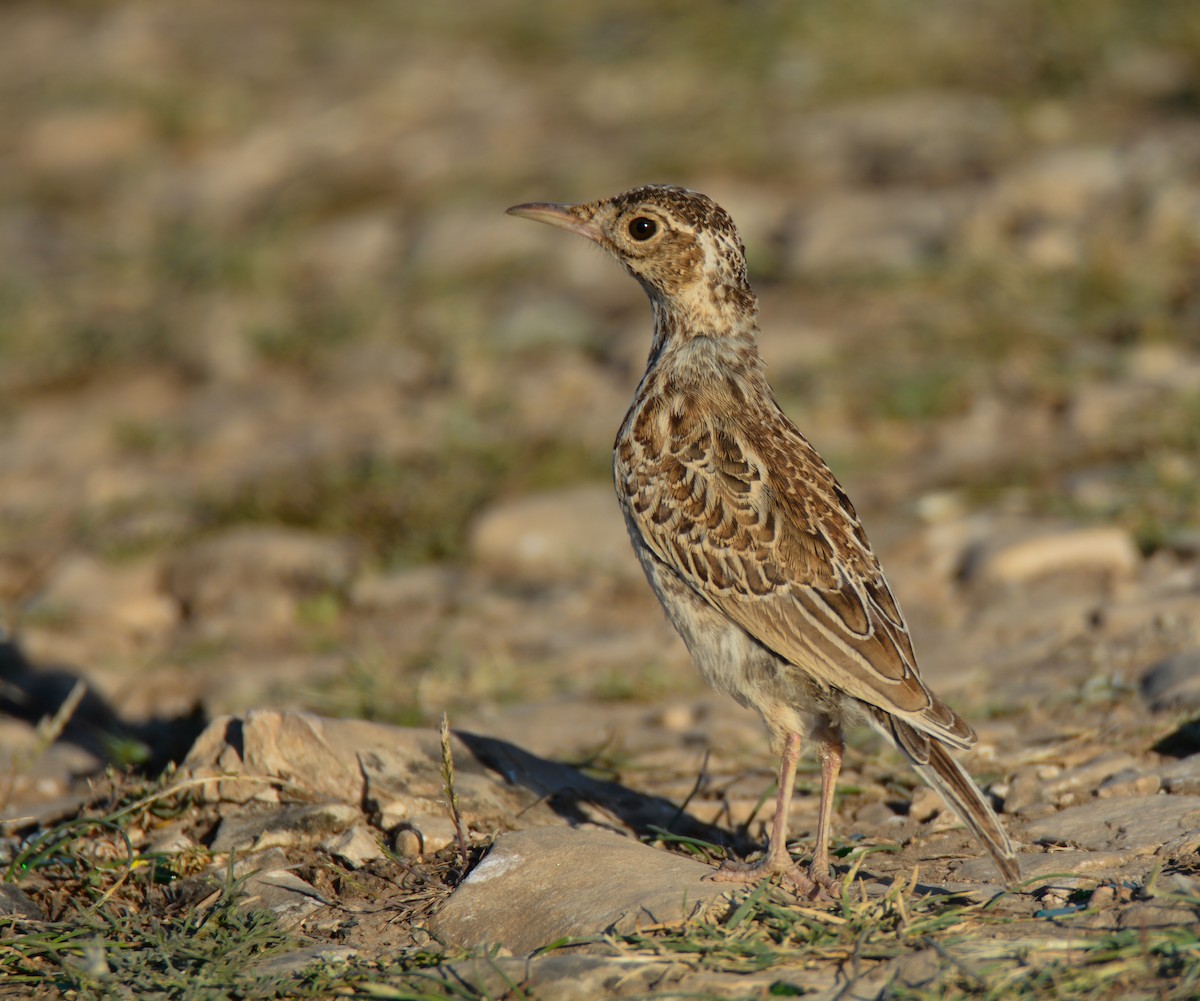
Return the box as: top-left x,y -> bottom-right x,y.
799,864 -> 840,902
706,855 -> 839,901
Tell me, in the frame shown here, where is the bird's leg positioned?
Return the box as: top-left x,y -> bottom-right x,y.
709,731 -> 825,894
807,723 -> 844,893
761,730 -> 802,871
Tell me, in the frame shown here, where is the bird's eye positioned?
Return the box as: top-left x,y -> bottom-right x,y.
628,217 -> 658,241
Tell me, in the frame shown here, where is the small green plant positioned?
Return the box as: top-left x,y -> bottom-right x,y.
439,712 -> 470,874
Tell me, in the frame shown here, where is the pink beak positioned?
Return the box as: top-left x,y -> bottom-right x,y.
506,201 -> 603,244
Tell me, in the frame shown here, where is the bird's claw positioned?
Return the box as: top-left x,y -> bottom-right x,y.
705,857 -> 840,901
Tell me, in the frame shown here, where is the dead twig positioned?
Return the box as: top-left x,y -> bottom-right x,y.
0,679 -> 87,811
439,712 -> 470,874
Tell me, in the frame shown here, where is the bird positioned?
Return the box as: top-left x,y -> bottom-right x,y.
506,184 -> 1020,896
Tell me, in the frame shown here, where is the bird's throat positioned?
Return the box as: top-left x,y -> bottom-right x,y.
646,292 -> 760,368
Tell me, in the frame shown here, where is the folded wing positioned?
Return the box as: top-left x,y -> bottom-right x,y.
620,408 -> 975,750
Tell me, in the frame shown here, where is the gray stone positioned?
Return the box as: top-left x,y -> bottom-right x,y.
433,954 -> 681,1001
1141,651 -> 1200,712
1025,795 -> 1200,852
145,823 -> 199,855
1097,770 -> 1161,799
1157,830 -> 1200,860
1161,772 -> 1200,796
26,553 -> 177,651
1045,752 -> 1137,801
1159,754 -> 1200,796
1003,767 -> 1047,815
227,847 -> 291,878
431,827 -> 734,954
184,711 -> 468,810
250,945 -> 358,978
961,526 -> 1139,588
0,883 -> 45,920
1119,900 -> 1199,931
887,947 -> 945,992
190,847 -> 330,921
1161,872 -> 1200,897
237,868 -> 329,922
955,849 -> 1133,884
0,716 -> 105,811
908,785 -> 943,823
391,813 -> 458,859
321,825 -> 386,869
210,802 -> 362,852
181,711 -> 724,846
0,790 -> 95,831
854,800 -> 900,829
468,484 -> 642,584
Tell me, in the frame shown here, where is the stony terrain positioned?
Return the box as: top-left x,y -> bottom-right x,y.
2,1 -> 1200,998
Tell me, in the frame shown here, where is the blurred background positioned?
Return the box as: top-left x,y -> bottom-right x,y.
2,0 -> 1200,790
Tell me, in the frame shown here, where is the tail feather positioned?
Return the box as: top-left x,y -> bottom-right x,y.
870,710 -> 1021,887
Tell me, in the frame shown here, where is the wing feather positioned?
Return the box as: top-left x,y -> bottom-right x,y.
621,404 -> 974,748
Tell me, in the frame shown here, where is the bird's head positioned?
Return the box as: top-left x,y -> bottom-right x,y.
507,185 -> 753,316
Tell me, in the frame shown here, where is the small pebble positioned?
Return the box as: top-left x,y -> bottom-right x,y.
1164,774 -> 1200,795
1097,770 -> 1161,799
1120,900 -> 1200,930
145,824 -> 198,855
1159,753 -> 1200,795
322,825 -> 386,868
854,801 -> 897,828
657,704 -> 698,733
908,786 -> 943,823
1004,767 -> 1046,815
394,814 -> 458,858
394,829 -> 423,858
1017,802 -> 1058,820
1045,752 -> 1136,801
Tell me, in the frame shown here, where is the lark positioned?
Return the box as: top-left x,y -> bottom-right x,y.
507,185 -> 1020,895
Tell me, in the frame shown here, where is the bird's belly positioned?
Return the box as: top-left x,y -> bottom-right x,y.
625,524 -> 835,740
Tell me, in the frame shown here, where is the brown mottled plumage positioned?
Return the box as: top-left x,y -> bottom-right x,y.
507,184 -> 1020,894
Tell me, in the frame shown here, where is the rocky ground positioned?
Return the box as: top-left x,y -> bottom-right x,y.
2,1 -> 1200,998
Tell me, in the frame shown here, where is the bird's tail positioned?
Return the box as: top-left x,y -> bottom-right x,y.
870,710 -> 1021,887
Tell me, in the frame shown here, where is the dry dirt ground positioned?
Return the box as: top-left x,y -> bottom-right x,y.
2,2 -> 1200,998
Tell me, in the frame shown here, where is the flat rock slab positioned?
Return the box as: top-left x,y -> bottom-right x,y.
238,868 -> 329,922
1141,651 -> 1200,711
952,848 -> 1136,885
181,710 -> 725,844
432,954 -> 682,1001
431,827 -> 735,954
210,802 -> 362,852
181,710 -> 499,811
0,883 -> 45,920
432,952 -> 845,1001
1025,795 -> 1200,852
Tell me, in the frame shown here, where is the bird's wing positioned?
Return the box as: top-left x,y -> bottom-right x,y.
620,406 -> 974,749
